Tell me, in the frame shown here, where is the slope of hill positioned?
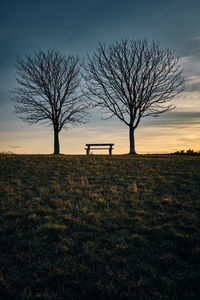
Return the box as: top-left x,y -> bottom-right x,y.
0,154 -> 199,299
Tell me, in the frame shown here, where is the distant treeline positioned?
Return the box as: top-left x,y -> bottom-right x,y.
171,149 -> 200,155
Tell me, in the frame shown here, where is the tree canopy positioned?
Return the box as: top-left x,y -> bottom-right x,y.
11,49 -> 90,154
84,39 -> 183,154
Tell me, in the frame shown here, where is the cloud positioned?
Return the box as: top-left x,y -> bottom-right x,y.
175,34 -> 200,61
184,76 -> 200,93
9,145 -> 21,148
141,111 -> 200,127
179,54 -> 200,92
184,36 -> 200,61
178,137 -> 200,143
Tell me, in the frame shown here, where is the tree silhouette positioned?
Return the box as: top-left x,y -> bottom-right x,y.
11,50 -> 89,154
85,39 -> 183,154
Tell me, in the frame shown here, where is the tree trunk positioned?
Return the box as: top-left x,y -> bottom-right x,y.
129,126 -> 136,154
53,127 -> 60,155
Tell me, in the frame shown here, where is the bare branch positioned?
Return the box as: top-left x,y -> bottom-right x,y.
84,38 -> 184,154
11,49 -> 90,154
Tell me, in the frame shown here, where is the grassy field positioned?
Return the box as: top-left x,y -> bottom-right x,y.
0,154 -> 199,299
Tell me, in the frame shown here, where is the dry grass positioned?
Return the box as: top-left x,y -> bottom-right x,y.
0,154 -> 199,299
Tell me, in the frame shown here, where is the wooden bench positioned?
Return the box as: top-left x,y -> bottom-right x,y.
85,144 -> 114,155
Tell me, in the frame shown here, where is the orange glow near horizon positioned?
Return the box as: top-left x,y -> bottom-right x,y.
0,122 -> 199,155
1,92 -> 200,155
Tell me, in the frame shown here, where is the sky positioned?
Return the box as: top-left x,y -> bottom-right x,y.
0,0 -> 200,154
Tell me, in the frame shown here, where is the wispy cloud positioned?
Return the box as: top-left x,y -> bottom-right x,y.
143,111 -> 200,127
179,55 -> 200,92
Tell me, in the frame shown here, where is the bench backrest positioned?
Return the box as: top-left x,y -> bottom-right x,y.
86,144 -> 114,146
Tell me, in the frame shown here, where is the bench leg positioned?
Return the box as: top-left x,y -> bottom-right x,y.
86,148 -> 90,155
109,147 -> 112,155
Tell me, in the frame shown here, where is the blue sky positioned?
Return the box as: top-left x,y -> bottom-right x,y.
0,0 -> 200,154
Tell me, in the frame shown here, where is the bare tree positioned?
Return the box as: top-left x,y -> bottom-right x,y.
84,39 -> 183,154
11,49 -> 89,154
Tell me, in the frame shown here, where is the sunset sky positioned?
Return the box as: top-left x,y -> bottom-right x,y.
0,0 -> 200,154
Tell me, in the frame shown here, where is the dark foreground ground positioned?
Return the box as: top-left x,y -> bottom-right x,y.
0,154 -> 199,299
